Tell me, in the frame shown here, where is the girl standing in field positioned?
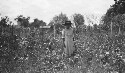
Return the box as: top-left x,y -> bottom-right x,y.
62,21 -> 76,58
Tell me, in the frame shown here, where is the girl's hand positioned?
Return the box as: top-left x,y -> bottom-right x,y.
63,42 -> 66,48
62,38 -> 65,42
62,38 -> 65,47
73,37 -> 75,41
62,41 -> 65,47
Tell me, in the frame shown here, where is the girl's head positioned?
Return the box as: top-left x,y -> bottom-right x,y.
65,25 -> 71,29
63,21 -> 72,29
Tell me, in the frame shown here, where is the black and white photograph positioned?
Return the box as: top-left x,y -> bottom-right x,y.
0,0 -> 125,73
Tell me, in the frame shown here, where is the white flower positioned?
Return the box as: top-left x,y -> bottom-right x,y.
106,52 -> 109,54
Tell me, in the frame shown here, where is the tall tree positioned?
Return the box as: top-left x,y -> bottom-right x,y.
113,14 -> 125,35
72,13 -> 85,34
58,12 -> 68,24
100,0 -> 125,32
30,18 -> 46,28
72,13 -> 85,28
48,13 -> 68,34
0,16 -> 10,27
15,15 -> 30,28
100,13 -> 115,31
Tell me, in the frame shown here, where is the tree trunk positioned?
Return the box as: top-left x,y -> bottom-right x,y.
54,25 -> 56,39
110,21 -> 113,37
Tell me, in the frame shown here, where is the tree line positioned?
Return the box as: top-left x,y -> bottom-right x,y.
100,0 -> 125,35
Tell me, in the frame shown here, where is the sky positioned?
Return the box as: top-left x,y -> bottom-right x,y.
0,0 -> 114,24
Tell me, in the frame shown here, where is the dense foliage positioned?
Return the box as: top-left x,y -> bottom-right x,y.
48,13 -> 68,35
30,18 -> 46,28
1,8 -> 125,73
100,0 -> 125,34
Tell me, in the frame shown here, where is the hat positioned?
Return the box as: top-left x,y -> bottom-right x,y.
62,21 -> 72,26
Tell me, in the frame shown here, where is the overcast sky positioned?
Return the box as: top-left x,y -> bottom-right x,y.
0,0 -> 114,24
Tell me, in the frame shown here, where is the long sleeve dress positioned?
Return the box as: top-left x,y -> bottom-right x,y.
62,27 -> 75,57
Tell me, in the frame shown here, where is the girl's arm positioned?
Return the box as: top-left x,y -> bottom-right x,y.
62,29 -> 65,42
62,29 -> 65,47
72,23 -> 76,41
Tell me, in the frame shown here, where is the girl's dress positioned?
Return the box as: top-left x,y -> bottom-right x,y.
62,27 -> 75,57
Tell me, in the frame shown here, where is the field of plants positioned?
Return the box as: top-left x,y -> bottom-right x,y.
1,24 -> 125,73
1,0 -> 125,72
